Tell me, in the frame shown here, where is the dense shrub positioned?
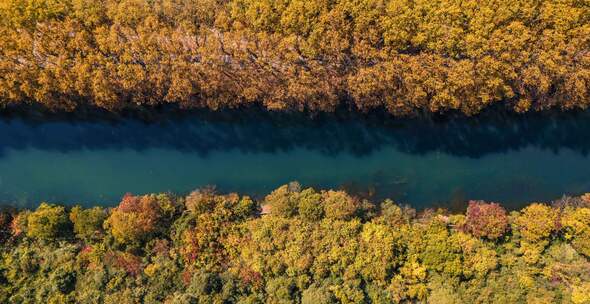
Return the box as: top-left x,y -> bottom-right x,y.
9,210 -> 29,237
0,210 -> 13,242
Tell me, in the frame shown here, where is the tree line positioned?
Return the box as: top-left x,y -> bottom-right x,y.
0,183 -> 589,303
0,0 -> 589,115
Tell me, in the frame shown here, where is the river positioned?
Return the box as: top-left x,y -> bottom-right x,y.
0,109 -> 589,210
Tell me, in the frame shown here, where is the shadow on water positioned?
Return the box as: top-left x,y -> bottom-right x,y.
0,105 -> 590,210
0,106 -> 589,158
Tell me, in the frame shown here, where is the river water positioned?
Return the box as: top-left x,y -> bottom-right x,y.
0,109 -> 589,210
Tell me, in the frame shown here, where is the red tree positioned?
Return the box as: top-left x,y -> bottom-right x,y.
464,200 -> 509,240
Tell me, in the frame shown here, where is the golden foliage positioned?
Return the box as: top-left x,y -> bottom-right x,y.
0,0 -> 588,114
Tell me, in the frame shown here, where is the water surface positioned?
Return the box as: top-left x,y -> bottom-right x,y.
0,109 -> 589,210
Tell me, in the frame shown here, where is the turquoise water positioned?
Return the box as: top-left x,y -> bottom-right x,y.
0,110 -> 589,209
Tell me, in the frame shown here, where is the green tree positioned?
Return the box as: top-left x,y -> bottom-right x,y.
513,203 -> 559,263
322,190 -> 360,221
562,207 -> 590,257
26,203 -> 70,240
298,188 -> 323,221
264,183 -> 301,218
1,186 -> 590,303
69,206 -> 107,241
302,284 -> 337,304
514,203 -> 558,242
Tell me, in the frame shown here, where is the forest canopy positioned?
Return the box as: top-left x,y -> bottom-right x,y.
0,0 -> 589,115
1,184 -> 590,303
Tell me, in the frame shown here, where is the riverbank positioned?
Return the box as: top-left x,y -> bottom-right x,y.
2,0 -> 589,115
1,186 -> 589,303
